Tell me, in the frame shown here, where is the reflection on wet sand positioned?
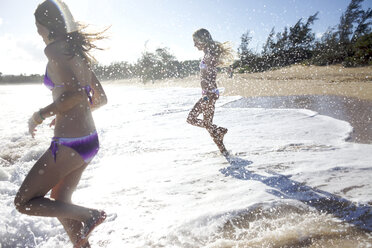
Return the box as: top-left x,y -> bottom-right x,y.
218,155 -> 372,246
224,95 -> 372,144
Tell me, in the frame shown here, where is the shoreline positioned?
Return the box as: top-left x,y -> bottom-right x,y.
223,95 -> 372,144
107,64 -> 372,144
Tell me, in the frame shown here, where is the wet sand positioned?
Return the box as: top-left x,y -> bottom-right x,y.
217,65 -> 372,144
223,95 -> 372,144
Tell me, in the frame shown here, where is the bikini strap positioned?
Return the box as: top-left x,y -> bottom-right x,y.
50,137 -> 59,162
83,85 -> 94,104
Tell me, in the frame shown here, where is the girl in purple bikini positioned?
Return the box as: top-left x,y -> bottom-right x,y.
187,28 -> 233,155
14,0 -> 108,247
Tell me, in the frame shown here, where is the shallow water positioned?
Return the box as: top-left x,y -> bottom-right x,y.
0,84 -> 371,247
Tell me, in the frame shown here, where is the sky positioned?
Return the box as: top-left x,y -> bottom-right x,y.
0,0 -> 371,75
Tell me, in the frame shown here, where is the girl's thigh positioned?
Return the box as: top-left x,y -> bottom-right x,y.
16,145 -> 86,204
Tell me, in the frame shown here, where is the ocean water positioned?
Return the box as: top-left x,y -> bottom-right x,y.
0,83 -> 371,248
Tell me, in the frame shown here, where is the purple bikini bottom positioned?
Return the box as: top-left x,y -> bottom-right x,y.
49,131 -> 99,163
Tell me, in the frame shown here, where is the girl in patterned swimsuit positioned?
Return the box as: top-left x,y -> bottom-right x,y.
187,28 -> 233,155
14,1 -> 108,247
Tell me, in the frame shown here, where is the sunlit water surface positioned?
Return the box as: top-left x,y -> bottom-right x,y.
0,83 -> 371,247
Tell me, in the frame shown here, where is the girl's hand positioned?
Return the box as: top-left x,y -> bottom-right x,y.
28,112 -> 43,138
207,92 -> 219,100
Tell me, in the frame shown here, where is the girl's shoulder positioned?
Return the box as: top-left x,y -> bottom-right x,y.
44,40 -> 70,62
204,50 -> 219,67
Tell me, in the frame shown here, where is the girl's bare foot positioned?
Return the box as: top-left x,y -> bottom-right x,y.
74,210 -> 107,248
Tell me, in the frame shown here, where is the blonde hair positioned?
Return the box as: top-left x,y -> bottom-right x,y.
193,28 -> 234,67
34,0 -> 108,64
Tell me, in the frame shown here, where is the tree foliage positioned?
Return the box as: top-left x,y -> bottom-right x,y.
238,0 -> 371,71
92,47 -> 199,83
0,73 -> 43,84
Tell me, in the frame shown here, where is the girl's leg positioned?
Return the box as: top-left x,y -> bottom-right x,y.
14,145 -> 98,223
187,96 -> 227,153
187,97 -> 205,128
201,98 -> 216,133
188,96 -> 225,134
51,164 -> 91,247
201,98 -> 228,154
187,97 -> 219,130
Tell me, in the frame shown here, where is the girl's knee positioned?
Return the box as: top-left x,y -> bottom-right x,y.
206,124 -> 217,134
14,194 -> 22,211
186,114 -> 195,124
14,188 -> 44,214
51,190 -> 72,203
14,192 -> 29,214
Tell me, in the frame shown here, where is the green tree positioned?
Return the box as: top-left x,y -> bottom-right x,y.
336,0 -> 372,62
238,31 -> 253,60
238,31 -> 259,72
338,0 -> 365,44
311,28 -> 341,65
261,12 -> 317,68
136,51 -> 157,82
155,47 -> 177,79
262,28 -> 275,55
287,12 -> 318,64
352,7 -> 372,42
345,32 -> 372,66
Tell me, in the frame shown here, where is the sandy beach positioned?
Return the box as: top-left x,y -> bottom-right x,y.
108,64 -> 372,144
134,64 -> 372,99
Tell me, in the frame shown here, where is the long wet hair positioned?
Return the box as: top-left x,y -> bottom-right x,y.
193,28 -> 234,67
34,0 -> 108,64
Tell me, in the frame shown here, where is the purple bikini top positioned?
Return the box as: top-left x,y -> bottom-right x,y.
44,69 -> 94,104
200,59 -> 207,70
44,69 -> 62,90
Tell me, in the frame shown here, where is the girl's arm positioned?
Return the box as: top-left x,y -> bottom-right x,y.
39,89 -> 88,118
38,60 -> 107,120
39,68 -> 107,122
28,89 -> 87,137
69,57 -> 107,111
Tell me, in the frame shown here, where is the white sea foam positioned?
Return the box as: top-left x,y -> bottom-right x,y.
0,84 -> 371,247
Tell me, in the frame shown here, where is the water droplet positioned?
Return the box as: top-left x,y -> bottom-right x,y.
38,169 -> 44,175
